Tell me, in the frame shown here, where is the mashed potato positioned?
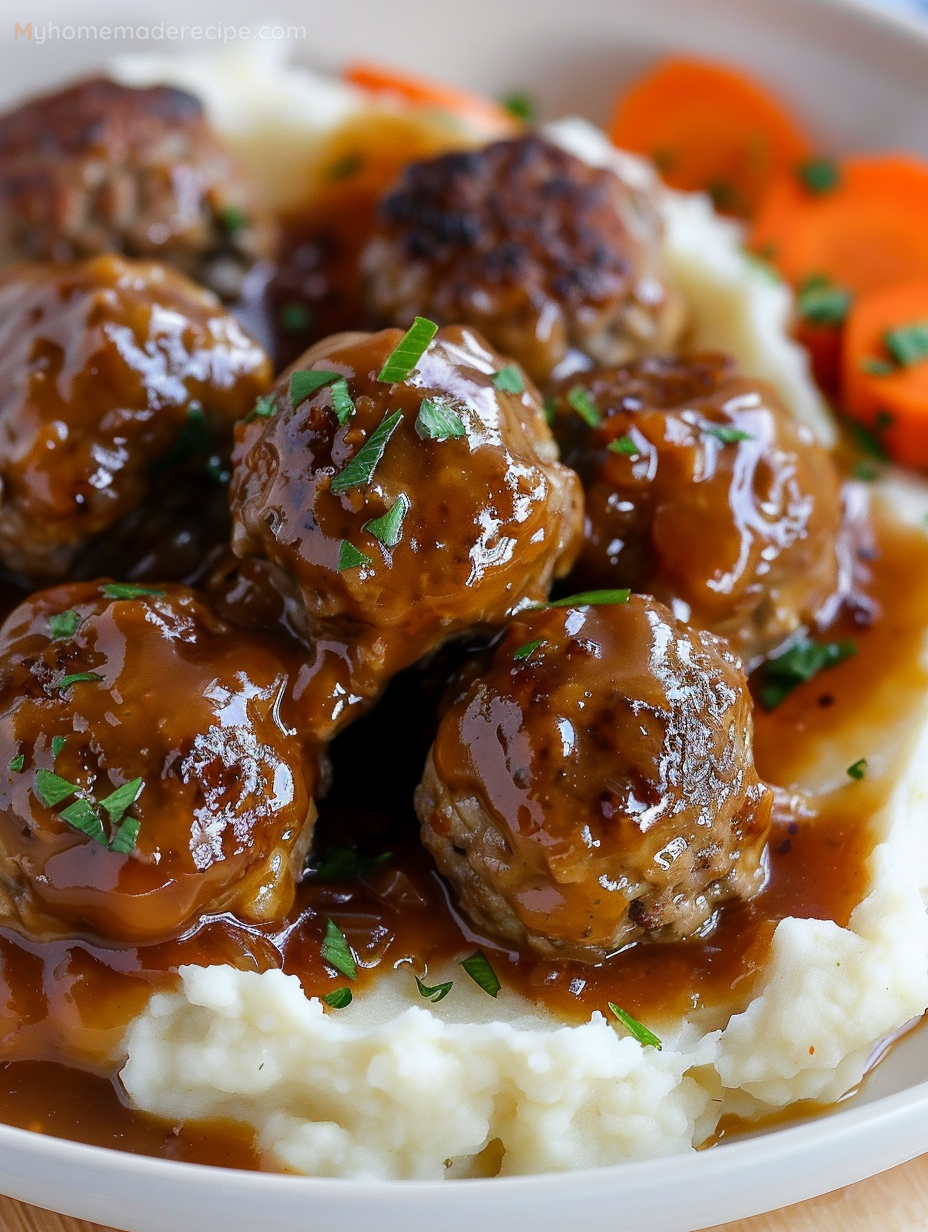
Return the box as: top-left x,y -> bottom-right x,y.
113,47 -> 928,1179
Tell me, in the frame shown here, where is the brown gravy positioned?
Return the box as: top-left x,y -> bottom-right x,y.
0,505 -> 926,1168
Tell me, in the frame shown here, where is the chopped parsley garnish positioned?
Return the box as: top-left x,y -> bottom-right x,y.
608,434 -> 639,457
491,365 -> 525,395
321,918 -> 357,981
220,204 -> 247,234
244,394 -> 277,423
34,770 -> 144,853
337,540 -> 373,571
797,158 -> 840,195
8,754 -> 23,773
51,736 -> 67,758
377,317 -> 438,383
415,398 -> 467,441
460,950 -> 501,998
796,276 -> 853,327
608,1002 -> 662,1050
48,609 -> 81,640
59,798 -> 107,845
311,846 -> 391,881
100,583 -> 165,600
884,320 -> 928,368
704,425 -> 753,444
760,638 -> 857,709
416,975 -> 454,1003
278,302 -> 312,333
860,358 -> 896,377
566,384 -> 602,428
852,460 -> 879,482
150,402 -> 210,474
35,769 -> 79,808
847,758 -> 868,781
499,90 -> 536,123
846,418 -> 890,461
364,493 -> 410,548
98,777 -> 143,824
543,397 -> 556,426
322,987 -> 353,1009
290,369 -> 344,405
56,671 -> 104,693
109,813 -> 141,856
541,589 -> 631,609
330,410 -> 403,494
513,638 -> 545,662
329,378 -> 356,425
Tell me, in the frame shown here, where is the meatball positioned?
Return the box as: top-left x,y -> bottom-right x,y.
416,596 -> 773,962
549,354 -> 845,667
0,582 -> 318,944
0,77 -> 275,300
362,136 -> 683,384
0,255 -> 271,581
230,325 -> 583,736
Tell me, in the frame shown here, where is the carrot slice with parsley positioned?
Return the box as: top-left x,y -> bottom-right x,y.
608,57 -> 811,217
843,278 -> 928,469
343,61 -> 517,138
751,155 -> 928,294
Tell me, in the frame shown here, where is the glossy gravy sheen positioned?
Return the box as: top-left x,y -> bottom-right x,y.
0,508 -> 926,1168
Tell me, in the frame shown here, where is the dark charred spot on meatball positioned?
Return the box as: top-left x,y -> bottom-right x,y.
548,353 -> 847,668
0,77 -> 276,300
363,137 -> 682,382
416,596 -> 773,962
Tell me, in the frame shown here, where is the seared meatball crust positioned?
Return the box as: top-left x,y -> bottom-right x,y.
230,325 -> 583,738
549,354 -> 845,668
0,582 -> 318,944
417,597 -> 773,963
0,77 -> 275,299
362,136 -> 682,384
0,255 -> 271,582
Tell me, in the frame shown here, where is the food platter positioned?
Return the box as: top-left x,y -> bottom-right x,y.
1,0 -> 928,1229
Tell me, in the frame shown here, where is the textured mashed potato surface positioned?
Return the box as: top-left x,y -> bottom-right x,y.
113,49 -> 928,1178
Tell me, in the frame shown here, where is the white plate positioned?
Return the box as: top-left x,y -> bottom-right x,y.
3,0 -> 928,1228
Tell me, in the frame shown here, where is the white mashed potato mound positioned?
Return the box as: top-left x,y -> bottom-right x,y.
112,48 -> 928,1177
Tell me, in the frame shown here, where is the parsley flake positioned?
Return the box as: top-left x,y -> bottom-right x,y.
796,276 -> 852,327
704,425 -> 753,444
460,950 -> 501,997
59,798 -> 107,846
608,434 -> 639,457
364,493 -> 410,548
860,358 -> 896,377
35,769 -> 79,808
416,975 -> 454,1003
322,987 -> 353,1009
48,609 -> 82,640
290,369 -> 344,406
852,461 -> 879,482
329,378 -> 356,425
499,91 -> 536,123
150,402 -> 209,474
846,419 -> 890,461
56,672 -> 104,693
109,813 -> 141,856
541,589 -> 631,609
513,638 -> 545,661
377,317 -> 438,383
337,540 -> 373,571
847,758 -> 868,781
100,583 -> 165,601
8,754 -> 24,773
760,639 -> 857,709
51,736 -> 67,759
330,410 -> 403,494
220,204 -> 247,234
491,365 -> 525,394
797,158 -> 840,194
884,320 -> 928,368
310,846 -> 391,881
566,384 -> 602,428
415,398 -> 467,441
98,777 -> 143,824
244,394 -> 277,424
278,302 -> 311,333
608,1002 -> 662,1050
321,918 -> 357,981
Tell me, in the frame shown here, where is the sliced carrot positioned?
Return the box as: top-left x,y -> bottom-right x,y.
751,155 -> 928,295
843,278 -> 928,469
343,61 -> 518,139
608,57 -> 811,218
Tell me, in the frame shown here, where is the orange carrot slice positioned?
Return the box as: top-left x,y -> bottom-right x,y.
843,278 -> 928,469
343,62 -> 518,139
751,155 -> 928,295
608,57 -> 811,217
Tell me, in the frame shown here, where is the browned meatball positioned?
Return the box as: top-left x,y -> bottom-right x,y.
416,596 -> 772,962
0,77 -> 275,300
549,354 -> 845,668
362,137 -> 683,384
230,325 -> 583,737
0,581 -> 318,944
0,255 -> 271,582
